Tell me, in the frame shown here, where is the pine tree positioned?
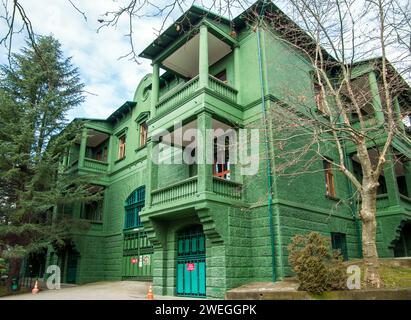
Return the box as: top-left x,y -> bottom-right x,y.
0,36 -> 99,285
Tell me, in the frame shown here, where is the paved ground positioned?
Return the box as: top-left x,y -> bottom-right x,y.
0,281 -> 192,300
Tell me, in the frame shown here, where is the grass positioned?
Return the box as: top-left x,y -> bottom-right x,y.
379,263 -> 411,288
346,259 -> 411,289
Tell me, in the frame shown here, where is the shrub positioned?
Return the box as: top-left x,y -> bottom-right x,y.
288,232 -> 346,294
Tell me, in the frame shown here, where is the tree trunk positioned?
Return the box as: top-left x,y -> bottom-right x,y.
360,189 -> 382,288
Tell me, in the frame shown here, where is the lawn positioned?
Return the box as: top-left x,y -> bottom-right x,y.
346,259 -> 411,288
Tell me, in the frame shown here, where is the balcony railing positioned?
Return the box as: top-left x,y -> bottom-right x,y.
151,176 -> 198,206
83,158 -> 109,173
155,74 -> 238,117
212,177 -> 242,199
208,75 -> 238,102
400,194 -> 411,210
376,193 -> 390,209
156,76 -> 199,116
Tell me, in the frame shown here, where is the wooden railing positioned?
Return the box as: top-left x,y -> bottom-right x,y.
151,176 -> 198,206
208,75 -> 238,102
156,76 -> 199,116
376,193 -> 390,209
83,158 -> 109,173
155,74 -> 238,116
212,177 -> 242,199
400,194 -> 411,210
352,116 -> 379,131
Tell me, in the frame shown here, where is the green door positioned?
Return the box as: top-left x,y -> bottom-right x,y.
176,226 -> 206,297
66,250 -> 79,284
122,231 -> 153,280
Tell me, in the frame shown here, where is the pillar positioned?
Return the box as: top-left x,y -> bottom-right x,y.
368,71 -> 385,123
151,63 -> 160,116
394,97 -> 405,131
383,150 -> 401,206
106,134 -> 114,172
78,127 -> 88,168
199,24 -> 209,88
197,111 -> 213,193
146,138 -> 158,208
234,45 -> 241,103
404,161 -> 411,198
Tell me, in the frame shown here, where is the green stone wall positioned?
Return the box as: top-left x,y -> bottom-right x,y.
45,12 -> 411,299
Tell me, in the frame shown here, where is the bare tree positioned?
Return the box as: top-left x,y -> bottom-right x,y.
252,0 -> 411,287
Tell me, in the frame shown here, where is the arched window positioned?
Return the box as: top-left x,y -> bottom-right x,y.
124,186 -> 145,230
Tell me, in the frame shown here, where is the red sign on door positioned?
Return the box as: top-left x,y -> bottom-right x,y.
131,257 -> 137,264
187,263 -> 195,271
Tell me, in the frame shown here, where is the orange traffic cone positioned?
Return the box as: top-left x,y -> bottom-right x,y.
147,285 -> 154,300
32,280 -> 39,294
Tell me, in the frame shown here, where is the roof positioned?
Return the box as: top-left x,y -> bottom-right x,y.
139,5 -> 232,60
106,101 -> 137,122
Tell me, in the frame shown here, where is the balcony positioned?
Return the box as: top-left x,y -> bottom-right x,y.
150,175 -> 242,208
83,158 -> 109,173
63,129 -> 110,175
400,194 -> 411,211
212,177 -> 242,199
376,194 -> 390,210
151,176 -> 198,206
155,75 -> 238,117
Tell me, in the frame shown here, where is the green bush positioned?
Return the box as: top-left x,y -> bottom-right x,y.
288,232 -> 346,294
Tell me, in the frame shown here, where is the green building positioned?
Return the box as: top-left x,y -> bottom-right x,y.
44,1 -> 411,298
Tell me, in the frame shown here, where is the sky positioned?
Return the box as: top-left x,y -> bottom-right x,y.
0,0 -> 168,121
0,0 -> 409,123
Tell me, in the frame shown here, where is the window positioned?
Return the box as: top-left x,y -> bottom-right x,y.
124,187 -> 145,230
118,134 -> 126,159
81,200 -> 103,222
139,121 -> 148,147
213,136 -> 231,180
314,82 -> 329,115
323,160 -> 336,198
331,233 -> 348,261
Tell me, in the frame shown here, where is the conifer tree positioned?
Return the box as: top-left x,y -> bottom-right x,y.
0,36 -> 98,284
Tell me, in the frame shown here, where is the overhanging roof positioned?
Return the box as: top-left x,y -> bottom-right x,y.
107,101 -> 136,122
139,5 -> 231,60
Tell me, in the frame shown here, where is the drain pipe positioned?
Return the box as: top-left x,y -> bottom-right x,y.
256,2 -> 277,283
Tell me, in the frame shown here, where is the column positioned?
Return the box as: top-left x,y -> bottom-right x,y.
234,45 -> 241,103
151,62 -> 160,116
78,127 -> 88,168
197,111 -> 213,193
394,97 -> 405,131
146,139 -> 158,207
106,134 -> 114,172
199,24 -> 209,88
404,161 -> 411,198
383,151 -> 401,206
368,71 -> 385,123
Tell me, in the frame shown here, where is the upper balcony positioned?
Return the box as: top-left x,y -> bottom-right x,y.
155,74 -> 238,117
140,19 -> 241,121
63,129 -> 110,175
